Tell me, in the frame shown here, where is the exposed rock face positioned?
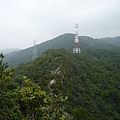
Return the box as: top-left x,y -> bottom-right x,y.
48,67 -> 61,97
51,67 -> 60,75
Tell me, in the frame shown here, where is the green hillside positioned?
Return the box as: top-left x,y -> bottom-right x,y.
100,36 -> 120,46
4,33 -> 120,67
14,48 -> 120,120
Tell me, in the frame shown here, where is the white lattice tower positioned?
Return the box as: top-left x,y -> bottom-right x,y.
32,40 -> 38,60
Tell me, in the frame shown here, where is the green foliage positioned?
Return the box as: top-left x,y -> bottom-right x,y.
0,53 -> 21,120
15,76 -> 51,119
14,48 -> 120,120
0,53 -> 72,120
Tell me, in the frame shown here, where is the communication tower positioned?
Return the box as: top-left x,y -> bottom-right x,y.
32,40 -> 38,60
73,24 -> 81,53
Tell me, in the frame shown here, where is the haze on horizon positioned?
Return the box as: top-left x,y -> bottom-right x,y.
0,0 -> 120,50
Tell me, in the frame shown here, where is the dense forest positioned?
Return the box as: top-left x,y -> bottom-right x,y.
0,53 -> 72,120
1,33 -> 120,119
13,47 -> 120,120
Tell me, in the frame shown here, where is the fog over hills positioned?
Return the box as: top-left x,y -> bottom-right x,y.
100,36 -> 120,46
0,48 -> 21,55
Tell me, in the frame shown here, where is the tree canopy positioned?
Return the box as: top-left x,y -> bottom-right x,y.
14,48 -> 120,120
0,53 -> 71,120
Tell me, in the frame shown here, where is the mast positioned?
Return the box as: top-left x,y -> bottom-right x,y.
32,40 -> 38,60
73,24 -> 81,53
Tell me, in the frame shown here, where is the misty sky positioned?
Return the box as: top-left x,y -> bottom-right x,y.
0,0 -> 120,49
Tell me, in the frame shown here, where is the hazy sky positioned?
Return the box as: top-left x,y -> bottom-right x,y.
0,0 -> 120,49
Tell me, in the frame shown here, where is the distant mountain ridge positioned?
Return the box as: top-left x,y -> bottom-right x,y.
0,48 -> 21,55
100,36 -> 120,46
4,33 -> 120,67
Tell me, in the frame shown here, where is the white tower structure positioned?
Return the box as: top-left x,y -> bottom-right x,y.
73,24 -> 81,53
32,40 -> 38,60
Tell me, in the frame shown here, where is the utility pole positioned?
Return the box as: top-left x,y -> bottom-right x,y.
32,40 -> 38,60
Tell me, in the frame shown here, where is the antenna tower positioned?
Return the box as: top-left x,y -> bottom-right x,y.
32,40 -> 38,60
73,24 -> 81,53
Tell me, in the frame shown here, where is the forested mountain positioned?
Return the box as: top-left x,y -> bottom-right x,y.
1,31 -> 120,119
13,48 -> 120,120
4,33 -> 120,67
100,36 -> 120,46
0,52 -> 72,120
